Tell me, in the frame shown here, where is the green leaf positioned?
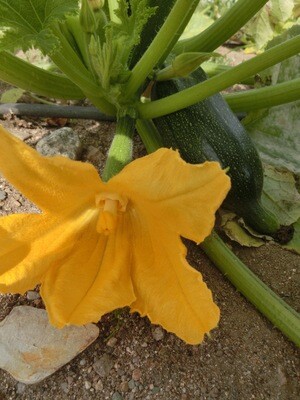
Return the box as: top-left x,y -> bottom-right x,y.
0,88 -> 25,103
283,218 -> 300,254
244,6 -> 274,50
262,165 -> 300,226
0,0 -> 79,53
245,103 -> 300,174
245,26 -> 300,174
181,6 -> 214,40
270,0 -> 295,23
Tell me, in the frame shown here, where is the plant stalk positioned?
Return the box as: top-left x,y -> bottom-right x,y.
224,78 -> 300,112
0,51 -> 84,100
135,119 -> 164,153
174,0 -> 269,53
137,36 -> 300,119
202,61 -> 256,85
125,0 -> 200,99
102,116 -> 135,181
201,231 -> 300,347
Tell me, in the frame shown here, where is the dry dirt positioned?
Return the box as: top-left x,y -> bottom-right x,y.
0,83 -> 299,400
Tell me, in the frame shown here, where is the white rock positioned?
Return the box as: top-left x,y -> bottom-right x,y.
26,290 -> 40,301
0,306 -> 99,384
36,127 -> 82,160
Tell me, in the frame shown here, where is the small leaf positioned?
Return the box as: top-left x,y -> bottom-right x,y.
220,212 -> 265,247
0,88 -> 25,103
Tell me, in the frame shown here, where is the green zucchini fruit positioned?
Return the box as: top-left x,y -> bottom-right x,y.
153,68 -> 293,242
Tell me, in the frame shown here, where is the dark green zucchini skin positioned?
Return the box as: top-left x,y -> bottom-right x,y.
153,68 -> 282,236
129,0 -> 176,68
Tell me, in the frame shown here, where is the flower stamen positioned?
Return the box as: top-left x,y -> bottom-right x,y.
96,193 -> 128,235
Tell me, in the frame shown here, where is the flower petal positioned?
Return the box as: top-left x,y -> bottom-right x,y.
40,214 -> 136,327
0,124 -> 104,213
108,148 -> 230,243
129,208 -> 220,344
0,210 -> 94,294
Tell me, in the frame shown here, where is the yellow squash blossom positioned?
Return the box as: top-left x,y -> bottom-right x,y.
0,125 -> 230,344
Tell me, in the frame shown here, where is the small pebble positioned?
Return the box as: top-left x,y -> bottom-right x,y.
16,382 -> 26,395
152,327 -> 164,341
106,337 -> 117,347
60,382 -> 69,394
119,381 -> 129,393
26,290 -> 40,301
80,359 -> 86,366
93,353 -> 115,377
84,381 -> 92,390
0,190 -> 7,201
128,379 -> 135,389
152,387 -> 160,394
94,379 -> 104,392
132,369 -> 142,381
112,392 -> 123,400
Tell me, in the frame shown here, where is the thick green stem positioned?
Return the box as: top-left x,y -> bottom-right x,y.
102,116 -> 135,181
202,61 -> 256,85
0,51 -> 84,100
224,78 -> 300,112
135,119 -> 164,153
137,36 -> 300,119
201,231 -> 300,347
174,0 -> 269,53
125,0 -> 200,99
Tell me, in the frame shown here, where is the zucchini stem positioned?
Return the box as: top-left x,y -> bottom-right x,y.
0,51 -> 84,100
102,116 -> 135,181
201,231 -> 300,347
137,36 -> 300,119
224,78 -> 300,112
135,119 -> 164,153
125,0 -> 200,99
173,0 -> 269,53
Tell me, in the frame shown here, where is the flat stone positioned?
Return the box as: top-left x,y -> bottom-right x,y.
36,127 -> 82,160
0,306 -> 99,384
93,353 -> 114,377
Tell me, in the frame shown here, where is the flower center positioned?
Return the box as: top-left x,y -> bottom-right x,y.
95,193 -> 128,235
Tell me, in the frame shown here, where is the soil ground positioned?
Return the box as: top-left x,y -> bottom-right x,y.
0,81 -> 299,400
